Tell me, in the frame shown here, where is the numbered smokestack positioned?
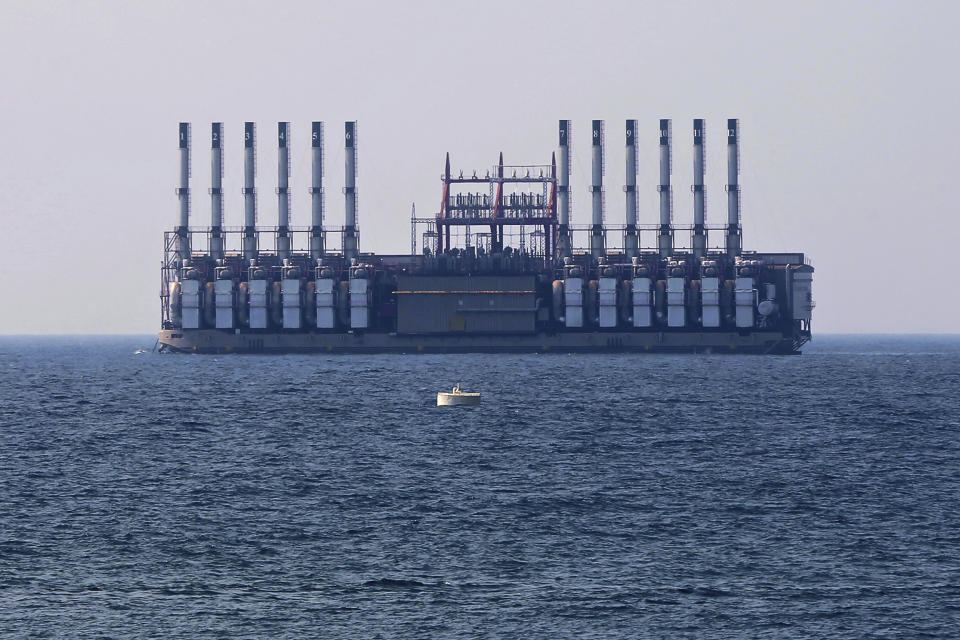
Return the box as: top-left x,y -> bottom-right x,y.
557,120 -> 572,258
209,123 -> 224,260
657,119 -> 673,258
242,122 -> 257,261
310,121 -> 325,259
277,122 -> 291,259
176,122 -> 191,262
726,118 -> 742,259
590,119 -> 605,258
343,121 -> 358,260
624,119 -> 638,258
692,119 -> 706,259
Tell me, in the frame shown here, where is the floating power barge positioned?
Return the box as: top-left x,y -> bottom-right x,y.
158,119 -> 814,354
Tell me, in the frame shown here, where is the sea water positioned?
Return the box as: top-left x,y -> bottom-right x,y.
0,335 -> 957,638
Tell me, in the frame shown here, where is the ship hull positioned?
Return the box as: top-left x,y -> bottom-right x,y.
157,329 -> 804,355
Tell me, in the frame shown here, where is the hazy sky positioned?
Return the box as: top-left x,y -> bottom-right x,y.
1,0 -> 957,334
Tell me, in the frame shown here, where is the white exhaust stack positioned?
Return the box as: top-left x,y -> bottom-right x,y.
657,119 -> 673,258
277,122 -> 291,259
310,121 -> 325,259
557,120 -> 572,258
624,119 -> 638,258
210,123 -> 224,260
176,122 -> 191,263
242,121 -> 258,261
343,121 -> 358,261
589,119 -> 605,258
692,119 -> 706,259
726,118 -> 742,260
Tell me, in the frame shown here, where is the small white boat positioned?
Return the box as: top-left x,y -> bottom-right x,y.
437,383 -> 481,406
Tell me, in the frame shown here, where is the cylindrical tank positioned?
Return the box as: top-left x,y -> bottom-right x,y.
337,280 -> 350,327
587,280 -> 599,325
721,279 -> 736,324
758,299 -> 778,316
618,279 -> 632,324
687,279 -> 701,326
552,279 -> 564,323
270,281 -> 283,326
305,281 -> 317,325
170,281 -> 182,324
655,280 -> 666,323
237,282 -> 250,326
203,282 -> 216,327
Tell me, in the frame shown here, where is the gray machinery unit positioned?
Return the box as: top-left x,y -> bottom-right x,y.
631,258 -> 653,328
735,257 -> 759,329
247,263 -> 269,329
562,259 -> 584,329
281,259 -> 302,329
597,258 -> 618,328
700,258 -> 722,328
349,262 -> 372,329
665,257 -> 688,328
315,262 -> 337,329
214,262 -> 235,330
160,118 -> 814,354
